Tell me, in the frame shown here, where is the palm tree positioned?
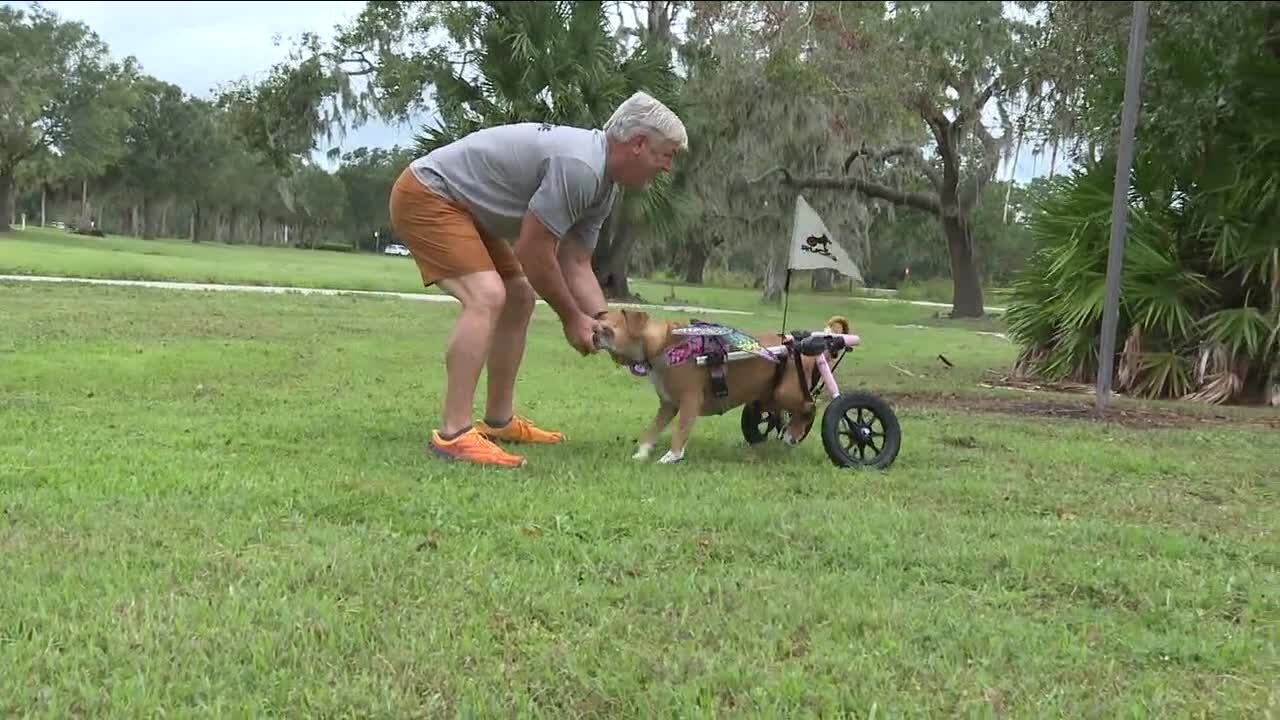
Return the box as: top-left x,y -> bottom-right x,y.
1004,2 -> 1280,407
411,1 -> 682,300
1005,125 -> 1279,406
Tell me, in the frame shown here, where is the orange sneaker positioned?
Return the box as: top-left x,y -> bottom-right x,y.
476,415 -> 565,445
429,427 -> 526,468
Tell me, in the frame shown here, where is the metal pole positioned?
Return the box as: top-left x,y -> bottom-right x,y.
1095,0 -> 1151,412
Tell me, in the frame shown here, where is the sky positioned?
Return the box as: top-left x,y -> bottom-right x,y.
15,0 -> 423,165
12,0 -> 1049,182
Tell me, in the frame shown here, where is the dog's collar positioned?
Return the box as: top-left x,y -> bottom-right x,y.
629,345 -> 659,377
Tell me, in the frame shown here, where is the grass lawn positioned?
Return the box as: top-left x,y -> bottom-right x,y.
2,227 -> 1000,317
2,263 -> 1278,716
0,227 -> 444,296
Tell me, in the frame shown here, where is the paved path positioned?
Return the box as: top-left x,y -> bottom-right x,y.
0,274 -> 756,317
860,296 -> 1007,314
1,274 -> 1007,316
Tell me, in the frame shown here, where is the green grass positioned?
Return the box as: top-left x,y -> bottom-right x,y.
1,227 -> 1012,317
2,276 -> 1278,717
0,227 -> 444,295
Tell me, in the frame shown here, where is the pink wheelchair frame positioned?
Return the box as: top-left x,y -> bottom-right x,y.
688,326 -> 901,469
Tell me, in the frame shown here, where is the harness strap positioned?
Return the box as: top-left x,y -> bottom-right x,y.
771,352 -> 789,392
705,348 -> 729,399
792,343 -> 811,399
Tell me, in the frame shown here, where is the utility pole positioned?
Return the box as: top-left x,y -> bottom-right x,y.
1096,0 -> 1151,412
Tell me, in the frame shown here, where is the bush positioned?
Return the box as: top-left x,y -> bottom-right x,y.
1004,153 -> 1278,405
1005,0 -> 1280,406
314,242 -> 355,253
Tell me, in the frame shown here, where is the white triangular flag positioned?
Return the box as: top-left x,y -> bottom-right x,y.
787,194 -> 864,284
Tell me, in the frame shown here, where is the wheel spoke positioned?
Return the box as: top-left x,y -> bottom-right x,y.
822,394 -> 898,469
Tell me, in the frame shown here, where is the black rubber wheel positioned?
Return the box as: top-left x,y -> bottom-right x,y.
821,391 -> 901,469
741,402 -> 789,445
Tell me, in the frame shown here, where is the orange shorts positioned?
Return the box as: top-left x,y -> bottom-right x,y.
388,168 -> 523,286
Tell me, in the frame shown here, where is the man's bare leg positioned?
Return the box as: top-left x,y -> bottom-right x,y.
435,271 -> 507,437
482,276 -> 537,426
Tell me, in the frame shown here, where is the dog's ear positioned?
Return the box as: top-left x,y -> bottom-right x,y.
623,309 -> 649,335
825,315 -> 850,335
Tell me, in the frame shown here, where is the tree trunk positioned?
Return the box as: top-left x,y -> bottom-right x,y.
683,241 -> 709,284
597,219 -> 634,299
40,185 -> 46,227
812,268 -> 834,292
591,198 -> 637,300
190,202 -> 201,243
1265,0 -> 1280,61
2,169 -> 14,231
942,212 -> 985,318
79,178 -> 91,229
141,197 -> 154,239
647,0 -> 674,42
762,253 -> 784,305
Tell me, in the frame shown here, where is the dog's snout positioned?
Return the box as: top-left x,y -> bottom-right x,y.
594,325 -> 616,350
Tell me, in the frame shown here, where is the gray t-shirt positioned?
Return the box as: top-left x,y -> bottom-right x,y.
409,122 -> 617,252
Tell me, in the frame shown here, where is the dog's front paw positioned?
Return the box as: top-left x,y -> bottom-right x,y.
632,443 -> 654,461
657,449 -> 685,464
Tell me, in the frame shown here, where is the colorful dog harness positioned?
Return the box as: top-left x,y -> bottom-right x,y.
629,321 -> 780,407
663,321 -> 779,366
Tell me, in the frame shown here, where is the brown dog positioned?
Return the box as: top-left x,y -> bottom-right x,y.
596,310 -> 850,464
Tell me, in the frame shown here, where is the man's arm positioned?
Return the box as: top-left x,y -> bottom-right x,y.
512,210 -> 584,322
558,235 -> 608,319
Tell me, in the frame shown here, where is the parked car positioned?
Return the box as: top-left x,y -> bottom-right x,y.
383,243 -> 411,257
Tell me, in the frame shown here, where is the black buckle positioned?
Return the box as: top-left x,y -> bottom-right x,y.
706,349 -> 729,398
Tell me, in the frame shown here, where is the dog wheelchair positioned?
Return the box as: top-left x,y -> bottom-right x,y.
636,321 -> 902,470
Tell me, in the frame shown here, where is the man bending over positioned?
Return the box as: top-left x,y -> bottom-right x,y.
388,91 -> 688,468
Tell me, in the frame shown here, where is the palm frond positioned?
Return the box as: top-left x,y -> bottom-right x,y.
1202,306 -> 1270,360
1116,323 -> 1144,392
1134,351 -> 1194,400
1184,342 -> 1246,405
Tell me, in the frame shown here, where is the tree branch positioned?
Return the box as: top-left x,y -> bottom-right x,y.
843,143 -> 942,190
950,75 -> 992,137
324,48 -> 377,76
913,91 -> 948,128
959,111 -> 1010,212
749,166 -> 942,215
977,80 -> 1000,112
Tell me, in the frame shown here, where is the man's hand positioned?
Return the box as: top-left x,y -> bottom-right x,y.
562,312 -> 600,356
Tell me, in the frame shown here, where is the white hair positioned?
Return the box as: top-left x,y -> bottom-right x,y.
603,91 -> 688,151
